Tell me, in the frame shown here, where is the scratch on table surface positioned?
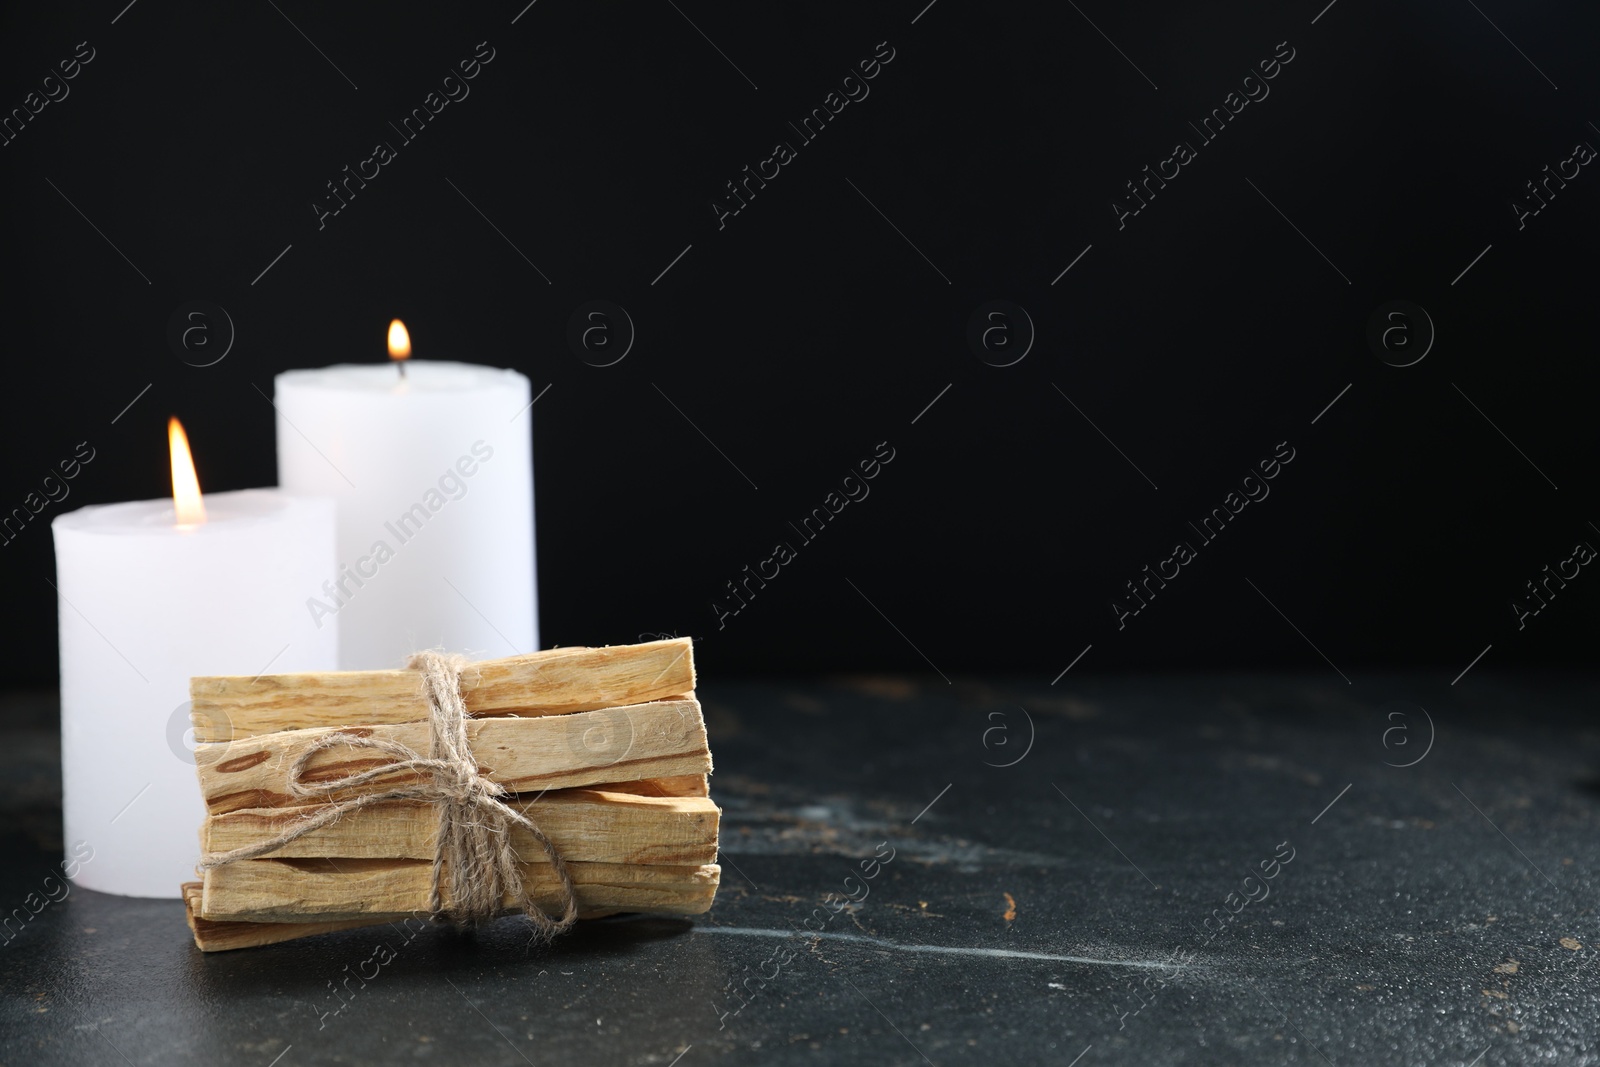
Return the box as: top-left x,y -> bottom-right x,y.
717,791 -> 1079,870
886,900 -> 947,918
694,926 -> 1190,969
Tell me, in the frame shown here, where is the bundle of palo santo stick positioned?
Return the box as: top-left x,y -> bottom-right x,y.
180,638 -> 719,951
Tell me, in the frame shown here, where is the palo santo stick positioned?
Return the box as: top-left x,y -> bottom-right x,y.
203,791 -> 720,865
196,699 -> 710,814
183,881 -> 391,952
593,774 -> 708,797
201,858 -> 720,923
183,882 -> 631,952
190,639 -> 695,742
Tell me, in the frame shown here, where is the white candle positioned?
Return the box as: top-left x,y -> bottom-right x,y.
52,450 -> 337,898
273,354 -> 537,670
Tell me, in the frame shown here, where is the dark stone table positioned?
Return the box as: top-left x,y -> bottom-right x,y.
2,673 -> 1596,1066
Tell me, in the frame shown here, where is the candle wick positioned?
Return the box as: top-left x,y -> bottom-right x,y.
398,360 -> 407,380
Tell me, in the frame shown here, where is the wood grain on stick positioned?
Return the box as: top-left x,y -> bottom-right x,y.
200,858 -> 720,923
195,699 -> 710,814
592,774 -> 709,797
183,883 -> 633,952
190,639 -> 695,742
183,881 -> 391,952
203,790 -> 719,865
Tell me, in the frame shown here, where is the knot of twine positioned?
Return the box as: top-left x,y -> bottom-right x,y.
198,650 -> 578,940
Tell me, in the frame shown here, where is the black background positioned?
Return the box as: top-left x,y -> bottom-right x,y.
2,0 -> 1596,687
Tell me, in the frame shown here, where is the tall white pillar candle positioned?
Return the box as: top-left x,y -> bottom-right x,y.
52,489 -> 337,898
273,361 -> 537,669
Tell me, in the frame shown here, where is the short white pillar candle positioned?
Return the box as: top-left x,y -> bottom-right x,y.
52,483 -> 337,898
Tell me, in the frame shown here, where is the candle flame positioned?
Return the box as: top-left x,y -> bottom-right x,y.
388,319 -> 412,362
168,417 -> 206,526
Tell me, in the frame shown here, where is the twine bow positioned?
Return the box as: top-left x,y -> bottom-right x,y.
198,650 -> 579,940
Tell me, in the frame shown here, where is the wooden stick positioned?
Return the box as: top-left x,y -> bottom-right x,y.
182,882 -> 630,952
195,699 -> 710,814
203,790 -> 719,865
190,639 -> 695,742
183,881 -> 391,952
594,774 -> 708,797
200,858 -> 720,923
